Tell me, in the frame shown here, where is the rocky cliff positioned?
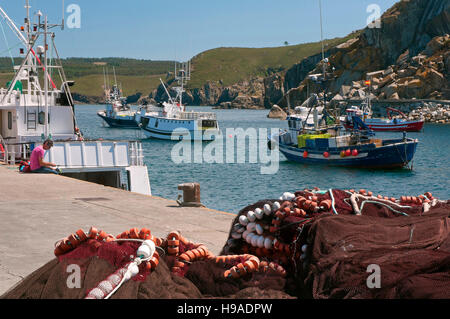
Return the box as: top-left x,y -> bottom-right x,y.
269,0 -> 450,109
147,76 -> 266,109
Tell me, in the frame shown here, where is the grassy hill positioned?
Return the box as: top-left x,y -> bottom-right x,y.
0,58 -> 174,97
0,32 -> 360,97
188,32 -> 360,88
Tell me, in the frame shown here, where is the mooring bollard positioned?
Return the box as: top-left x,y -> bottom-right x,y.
177,183 -> 204,207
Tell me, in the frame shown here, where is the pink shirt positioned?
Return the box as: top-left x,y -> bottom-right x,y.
30,145 -> 45,171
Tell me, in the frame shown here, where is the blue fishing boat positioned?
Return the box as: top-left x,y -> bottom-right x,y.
271,110 -> 418,169
97,83 -> 139,129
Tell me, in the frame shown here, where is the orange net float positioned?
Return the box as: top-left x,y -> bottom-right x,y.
292,208 -> 302,217
259,261 -> 269,273
128,228 -> 140,239
139,228 -> 151,240
167,231 -> 181,256
146,251 -> 160,271
296,196 -> 307,208
308,201 -> 318,212
54,239 -> 72,256
88,227 -> 99,239
268,262 -> 287,277
319,200 -> 332,211
223,255 -> 260,279
97,231 -> 109,242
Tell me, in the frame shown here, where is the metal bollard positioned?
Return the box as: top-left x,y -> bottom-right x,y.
176,183 -> 204,207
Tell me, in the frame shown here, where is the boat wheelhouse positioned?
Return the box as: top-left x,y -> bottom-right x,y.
0,1 -> 151,195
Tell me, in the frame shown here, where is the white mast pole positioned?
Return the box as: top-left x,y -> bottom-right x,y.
113,66 -> 118,86
44,15 -> 49,138
319,0 -> 325,78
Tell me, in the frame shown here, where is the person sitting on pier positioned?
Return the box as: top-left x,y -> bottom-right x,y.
30,139 -> 59,174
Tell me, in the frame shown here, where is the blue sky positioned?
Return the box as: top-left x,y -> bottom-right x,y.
0,0 -> 399,61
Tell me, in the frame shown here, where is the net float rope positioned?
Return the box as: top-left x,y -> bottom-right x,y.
53,227 -> 162,299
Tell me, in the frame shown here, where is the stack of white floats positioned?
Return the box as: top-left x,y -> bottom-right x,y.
230,192 -> 308,259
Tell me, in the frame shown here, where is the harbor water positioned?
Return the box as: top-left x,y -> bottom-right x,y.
76,105 -> 450,214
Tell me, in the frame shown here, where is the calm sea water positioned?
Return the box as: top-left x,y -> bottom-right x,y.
75,105 -> 450,214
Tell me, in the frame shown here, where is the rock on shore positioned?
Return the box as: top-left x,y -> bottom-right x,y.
267,105 -> 287,119
408,103 -> 450,123
268,0 -> 449,109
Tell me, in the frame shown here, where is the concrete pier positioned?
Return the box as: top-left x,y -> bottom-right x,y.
0,165 -> 235,295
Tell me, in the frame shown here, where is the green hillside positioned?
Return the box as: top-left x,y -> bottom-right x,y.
0,32 -> 360,97
188,32 -> 360,88
0,58 -> 174,97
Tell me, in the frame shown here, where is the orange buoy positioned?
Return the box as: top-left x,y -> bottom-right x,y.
139,228 -> 151,240
303,151 -> 308,158
352,149 -> 359,156
323,152 -> 330,158
88,227 -> 99,239
340,151 -> 346,158
129,228 -> 140,239
345,149 -> 351,156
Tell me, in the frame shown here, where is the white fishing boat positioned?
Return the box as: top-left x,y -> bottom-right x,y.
0,1 -> 151,195
137,62 -> 220,141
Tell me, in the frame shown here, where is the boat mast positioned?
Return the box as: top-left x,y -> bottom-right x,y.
319,0 -> 325,78
44,15 -> 49,138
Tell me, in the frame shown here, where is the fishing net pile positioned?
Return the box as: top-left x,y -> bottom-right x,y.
2,188 -> 449,299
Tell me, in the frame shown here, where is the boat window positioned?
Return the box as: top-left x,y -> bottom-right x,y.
38,112 -> 50,125
8,112 -> 12,130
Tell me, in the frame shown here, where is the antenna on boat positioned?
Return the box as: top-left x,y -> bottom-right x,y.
319,0 -> 326,78
113,66 -> 118,87
61,0 -> 65,30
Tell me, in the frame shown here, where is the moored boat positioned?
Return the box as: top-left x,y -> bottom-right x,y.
138,63 -> 220,141
272,109 -> 418,169
343,104 -> 424,132
97,69 -> 140,129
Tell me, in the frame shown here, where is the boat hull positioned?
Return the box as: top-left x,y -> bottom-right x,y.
97,113 -> 139,129
139,115 -> 219,141
345,119 -> 424,132
278,139 -> 418,169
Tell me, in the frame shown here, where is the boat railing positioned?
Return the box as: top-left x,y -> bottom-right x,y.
0,139 -> 146,168
129,141 -> 145,166
179,112 -> 217,120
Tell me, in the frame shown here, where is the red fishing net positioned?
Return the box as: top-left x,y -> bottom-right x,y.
2,189 -> 449,299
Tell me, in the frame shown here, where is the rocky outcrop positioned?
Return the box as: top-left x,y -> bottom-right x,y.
267,105 -> 287,119
269,0 -> 450,109
72,93 -> 105,105
408,102 -> 450,123
263,74 -> 285,108
153,77 -> 266,109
